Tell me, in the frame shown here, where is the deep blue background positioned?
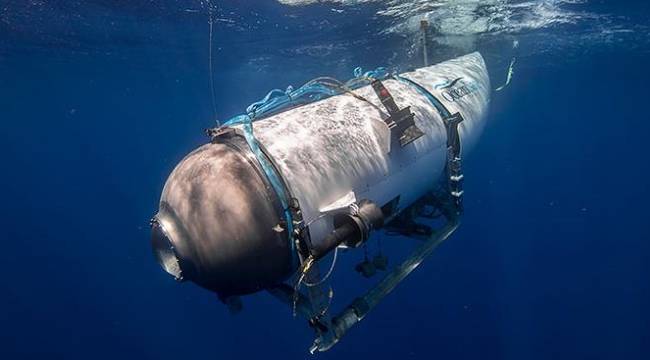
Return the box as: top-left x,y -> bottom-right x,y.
1,1 -> 649,359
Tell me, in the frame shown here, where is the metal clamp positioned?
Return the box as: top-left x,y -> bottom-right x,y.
370,79 -> 425,147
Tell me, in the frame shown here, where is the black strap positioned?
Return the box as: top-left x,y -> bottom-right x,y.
443,112 -> 464,216
371,80 -> 401,115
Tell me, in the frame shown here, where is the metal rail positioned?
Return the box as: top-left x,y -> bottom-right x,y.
312,217 -> 460,352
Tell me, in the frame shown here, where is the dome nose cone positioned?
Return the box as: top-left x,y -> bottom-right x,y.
152,140 -> 295,296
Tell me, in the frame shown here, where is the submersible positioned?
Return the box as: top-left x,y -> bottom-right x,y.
151,52 -> 490,351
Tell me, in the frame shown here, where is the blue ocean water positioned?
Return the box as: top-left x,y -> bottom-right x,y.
1,1 -> 649,359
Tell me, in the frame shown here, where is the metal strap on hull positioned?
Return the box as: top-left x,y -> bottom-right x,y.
395,75 -> 465,216
370,79 -> 425,147
207,125 -> 306,268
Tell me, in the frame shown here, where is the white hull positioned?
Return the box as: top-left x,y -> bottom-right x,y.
247,52 -> 491,246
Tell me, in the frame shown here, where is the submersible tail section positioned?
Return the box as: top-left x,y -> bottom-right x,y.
150,52 -> 490,351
